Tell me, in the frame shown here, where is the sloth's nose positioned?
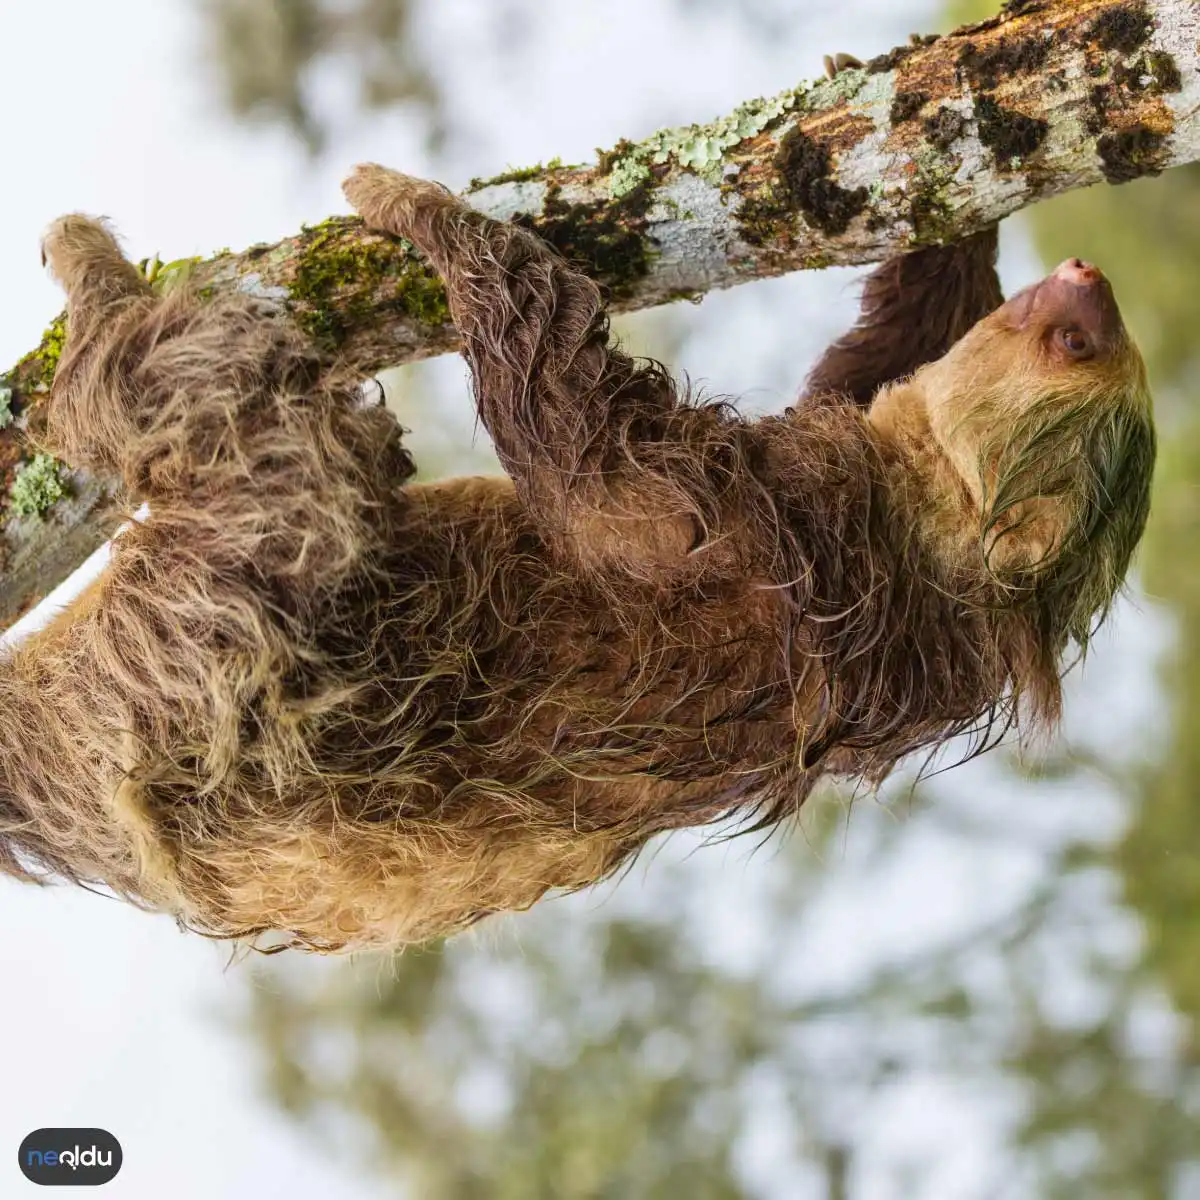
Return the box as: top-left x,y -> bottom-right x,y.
1042,259 -> 1123,348
1053,258 -> 1103,287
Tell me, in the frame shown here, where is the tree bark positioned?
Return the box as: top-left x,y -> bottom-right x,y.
1,0 -> 1197,626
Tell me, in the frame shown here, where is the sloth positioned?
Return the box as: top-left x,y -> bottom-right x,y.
0,163 -> 1154,951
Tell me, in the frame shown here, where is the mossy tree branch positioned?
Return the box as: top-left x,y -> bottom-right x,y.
1,0 -> 1198,626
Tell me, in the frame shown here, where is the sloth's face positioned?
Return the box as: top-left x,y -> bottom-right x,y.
882,261 -> 1155,639
917,257 -> 1149,465
991,257 -> 1131,366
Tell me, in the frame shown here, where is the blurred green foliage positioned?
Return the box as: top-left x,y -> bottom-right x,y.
945,0 -> 1200,1191
1122,415 -> 1200,1025
250,895 -> 787,1197
201,0 -> 443,153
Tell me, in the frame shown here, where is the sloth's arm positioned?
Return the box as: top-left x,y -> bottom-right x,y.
802,227 -> 1004,407
344,164 -> 786,587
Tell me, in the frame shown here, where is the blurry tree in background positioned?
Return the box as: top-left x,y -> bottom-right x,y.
202,0 -> 444,152
246,827 -> 861,1200
1021,142 -> 1200,1200
201,0 -> 1200,1194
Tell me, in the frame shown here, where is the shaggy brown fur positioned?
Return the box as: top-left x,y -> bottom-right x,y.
0,167 -> 1154,951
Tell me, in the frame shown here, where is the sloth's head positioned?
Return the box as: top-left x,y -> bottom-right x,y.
875,257 -> 1156,649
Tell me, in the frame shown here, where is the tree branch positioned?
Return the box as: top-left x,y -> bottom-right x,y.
1,0 -> 1197,626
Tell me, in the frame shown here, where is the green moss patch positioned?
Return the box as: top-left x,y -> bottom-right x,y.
468,158 -> 566,190
13,315 -> 68,394
909,187 -> 955,244
1110,50 -> 1183,97
734,195 -> 794,248
9,453 -> 66,519
289,219 -> 450,347
1091,48 -> 1182,136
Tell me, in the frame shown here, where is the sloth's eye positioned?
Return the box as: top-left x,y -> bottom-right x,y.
1057,327 -> 1094,360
